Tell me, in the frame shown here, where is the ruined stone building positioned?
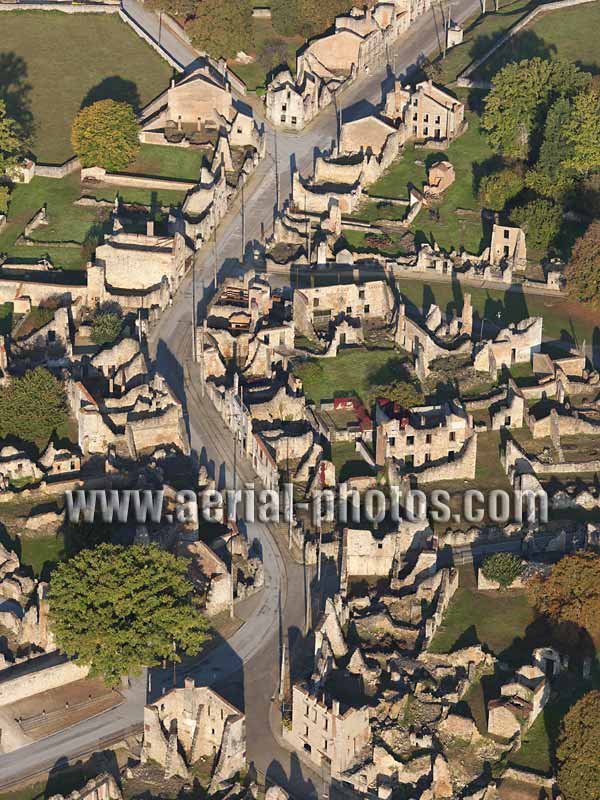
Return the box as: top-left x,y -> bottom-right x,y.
266,0 -> 431,130
47,773 -> 122,800
141,678 -> 246,788
383,79 -> 466,143
89,219 -> 193,312
489,223 -> 527,273
474,317 -> 543,374
140,61 -> 264,152
288,684 -> 372,778
67,341 -> 187,458
375,399 -> 474,470
293,279 -> 395,336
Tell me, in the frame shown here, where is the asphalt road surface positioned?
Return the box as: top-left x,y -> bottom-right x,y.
0,0 -> 482,792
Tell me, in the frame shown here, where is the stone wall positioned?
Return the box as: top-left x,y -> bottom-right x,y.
81,167 -> 195,192
410,432 -> 478,483
0,276 -> 87,306
0,2 -> 118,11
0,656 -> 89,707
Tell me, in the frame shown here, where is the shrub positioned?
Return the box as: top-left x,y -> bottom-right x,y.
481,553 -> 524,588
90,312 -> 122,346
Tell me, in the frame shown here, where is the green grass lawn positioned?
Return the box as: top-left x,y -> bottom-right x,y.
0,303 -> 12,335
83,184 -> 187,209
341,229 -> 414,257
355,115 -> 494,254
0,173 -> 105,270
476,0 -> 600,80
432,0 -> 545,84
294,348 -> 410,406
429,572 -> 536,661
0,12 -> 172,164
127,144 -> 204,181
233,18 -> 301,91
20,533 -> 65,578
331,441 -> 375,482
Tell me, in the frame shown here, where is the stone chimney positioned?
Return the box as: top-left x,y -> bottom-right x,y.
146,219 -> 155,237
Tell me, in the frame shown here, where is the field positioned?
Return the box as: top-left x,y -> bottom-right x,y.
127,144 -> 204,181
350,113 -> 495,254
0,12 -> 172,163
475,0 -> 600,80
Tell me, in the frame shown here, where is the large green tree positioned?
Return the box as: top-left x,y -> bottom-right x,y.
526,95 -> 575,200
557,691 -> 600,800
71,100 -> 139,172
0,99 -> 24,178
188,0 -> 253,59
482,59 -> 589,160
49,544 -> 210,686
564,86 -> 600,176
0,367 -> 67,451
565,221 -> 600,307
478,168 -> 523,211
145,0 -> 197,18
510,198 -> 562,251
298,0 -> 353,37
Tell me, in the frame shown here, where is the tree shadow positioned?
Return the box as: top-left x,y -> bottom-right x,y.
0,51 -> 35,145
81,76 -> 142,113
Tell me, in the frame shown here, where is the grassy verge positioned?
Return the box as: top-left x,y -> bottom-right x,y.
0,303 -> 12,335
432,0 -> 545,84
0,12 -> 172,163
475,0 -> 600,80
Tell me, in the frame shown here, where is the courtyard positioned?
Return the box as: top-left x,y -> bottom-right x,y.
348,112 -> 495,255
0,12 -> 172,164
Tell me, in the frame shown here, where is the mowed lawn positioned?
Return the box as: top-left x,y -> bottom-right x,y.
294,348 -> 409,406
353,114 -> 495,254
0,12 -> 172,163
477,0 -> 600,80
127,144 -> 204,181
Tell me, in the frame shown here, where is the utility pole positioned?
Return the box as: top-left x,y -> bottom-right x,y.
240,178 -> 245,263
274,128 -> 280,214
191,256 -> 197,361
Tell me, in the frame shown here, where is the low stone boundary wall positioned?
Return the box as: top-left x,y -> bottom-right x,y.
34,157 -> 80,178
457,0 -> 597,86
81,166 -> 195,192
0,1 -> 118,11
118,5 -> 185,72
0,656 -> 89,707
0,276 -> 87,306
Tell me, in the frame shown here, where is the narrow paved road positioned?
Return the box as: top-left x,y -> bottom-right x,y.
0,1 -> 482,792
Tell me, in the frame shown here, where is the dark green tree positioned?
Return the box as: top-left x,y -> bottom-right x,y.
49,544 -> 211,686
368,379 -> 423,409
71,100 -> 139,172
526,96 -> 575,200
510,198 -> 562,251
0,99 -> 25,179
482,59 -> 590,160
0,368 -> 67,451
557,690 -> 600,800
188,0 -> 253,60
145,0 -> 197,18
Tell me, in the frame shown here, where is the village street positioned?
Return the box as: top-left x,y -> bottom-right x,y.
0,0 -> 482,792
